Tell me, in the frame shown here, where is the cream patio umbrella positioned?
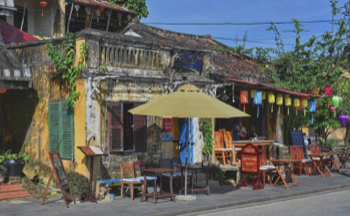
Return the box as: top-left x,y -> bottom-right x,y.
129,84 -> 250,197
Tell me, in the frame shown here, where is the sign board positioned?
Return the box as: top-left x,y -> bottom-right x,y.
160,133 -> 173,142
237,143 -> 263,190
42,151 -> 75,208
162,117 -> 173,132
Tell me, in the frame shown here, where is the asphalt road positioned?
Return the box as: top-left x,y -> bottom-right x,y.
182,188 -> 350,216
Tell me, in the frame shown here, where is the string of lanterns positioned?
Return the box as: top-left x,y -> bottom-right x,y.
238,85 -> 348,127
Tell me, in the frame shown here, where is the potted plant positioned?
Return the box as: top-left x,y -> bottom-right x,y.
64,172 -> 89,201
3,150 -> 30,177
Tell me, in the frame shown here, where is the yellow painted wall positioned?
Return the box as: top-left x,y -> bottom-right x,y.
74,39 -> 87,175
74,79 -> 86,175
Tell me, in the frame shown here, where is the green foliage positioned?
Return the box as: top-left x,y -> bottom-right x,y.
0,165 -> 7,175
254,1 -> 350,142
41,33 -> 88,110
1,150 -> 31,162
106,0 -> 149,19
202,119 -> 214,156
67,172 -> 90,195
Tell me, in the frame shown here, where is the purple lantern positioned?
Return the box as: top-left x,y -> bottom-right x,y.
339,114 -> 349,127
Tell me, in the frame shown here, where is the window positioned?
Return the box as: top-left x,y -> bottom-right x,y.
49,102 -> 75,160
109,102 -> 147,152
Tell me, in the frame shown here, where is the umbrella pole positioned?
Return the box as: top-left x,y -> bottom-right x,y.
185,118 -> 189,197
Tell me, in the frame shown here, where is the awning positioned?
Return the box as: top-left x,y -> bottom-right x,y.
73,0 -> 132,13
0,47 -> 33,89
0,20 -> 39,44
228,77 -> 322,98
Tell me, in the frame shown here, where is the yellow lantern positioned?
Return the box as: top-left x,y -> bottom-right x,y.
261,91 -> 266,108
294,98 -> 300,115
250,89 -> 256,98
285,96 -> 292,115
311,87 -> 320,95
268,92 -> 275,113
301,97 -> 308,116
276,94 -> 283,114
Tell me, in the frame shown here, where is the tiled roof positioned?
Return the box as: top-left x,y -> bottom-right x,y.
74,0 -> 132,13
123,22 -> 269,82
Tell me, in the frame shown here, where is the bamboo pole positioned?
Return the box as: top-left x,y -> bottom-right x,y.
20,0 -> 27,30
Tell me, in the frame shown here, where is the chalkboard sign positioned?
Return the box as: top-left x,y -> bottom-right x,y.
42,151 -> 75,208
290,130 -> 304,146
50,152 -> 69,189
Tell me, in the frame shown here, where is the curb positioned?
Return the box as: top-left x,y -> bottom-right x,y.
149,183 -> 350,216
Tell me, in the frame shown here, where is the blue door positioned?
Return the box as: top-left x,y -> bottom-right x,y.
179,118 -> 193,164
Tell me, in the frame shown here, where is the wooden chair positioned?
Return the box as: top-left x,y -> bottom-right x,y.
214,131 -> 224,164
259,149 -> 276,185
310,144 -> 331,171
120,163 -> 143,200
170,157 -> 193,193
291,146 -> 311,176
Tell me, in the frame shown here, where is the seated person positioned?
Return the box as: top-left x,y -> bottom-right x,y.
233,122 -> 247,140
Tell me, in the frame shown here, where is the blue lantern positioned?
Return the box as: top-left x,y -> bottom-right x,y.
309,101 -> 316,123
254,91 -> 262,118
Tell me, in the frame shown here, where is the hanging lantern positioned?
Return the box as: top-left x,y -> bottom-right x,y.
332,96 -> 342,108
0,89 -> 7,94
276,94 -> 283,114
127,14 -> 132,22
95,9 -> 101,22
85,7 -> 91,20
261,91 -> 266,108
332,96 -> 342,117
100,7 -> 104,18
241,90 -> 248,113
254,91 -> 262,118
324,86 -> 333,107
250,89 -> 256,107
75,4 -> 80,18
331,106 -> 336,117
311,87 -> 320,95
294,98 -> 301,115
117,12 -> 123,26
268,92 -> 275,113
40,1 -> 47,17
339,114 -> 349,127
301,96 -> 308,116
309,101 -> 316,124
285,96 -> 292,115
232,85 -> 235,103
250,89 -> 256,98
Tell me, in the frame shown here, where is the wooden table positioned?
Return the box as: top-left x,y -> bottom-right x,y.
308,153 -> 333,178
232,140 -> 274,165
270,159 -> 302,189
141,168 -> 175,204
326,152 -> 350,174
214,148 -> 233,165
179,165 -> 210,196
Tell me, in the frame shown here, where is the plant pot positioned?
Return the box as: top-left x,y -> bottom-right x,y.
4,159 -> 25,177
64,192 -> 82,201
0,173 -> 5,183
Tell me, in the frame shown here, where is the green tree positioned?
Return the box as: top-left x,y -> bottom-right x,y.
107,0 -> 149,19
260,1 -> 350,146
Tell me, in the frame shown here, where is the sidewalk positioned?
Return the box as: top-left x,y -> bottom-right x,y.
1,170 -> 350,216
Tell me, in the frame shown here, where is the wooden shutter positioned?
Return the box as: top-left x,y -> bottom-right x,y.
133,103 -> 147,152
109,102 -> 123,152
60,102 -> 75,160
49,102 -> 60,152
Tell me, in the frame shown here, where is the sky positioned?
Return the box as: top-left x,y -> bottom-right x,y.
142,0 -> 349,51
